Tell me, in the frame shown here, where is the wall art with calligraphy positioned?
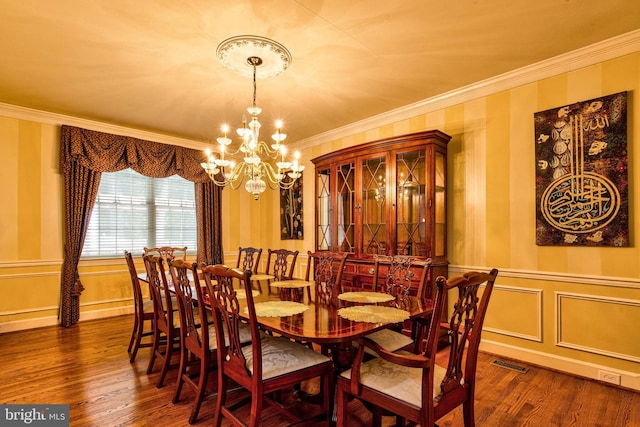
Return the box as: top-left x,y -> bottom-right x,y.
280,176 -> 303,240
534,91 -> 628,246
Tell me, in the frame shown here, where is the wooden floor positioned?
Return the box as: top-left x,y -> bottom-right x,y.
1,315 -> 639,426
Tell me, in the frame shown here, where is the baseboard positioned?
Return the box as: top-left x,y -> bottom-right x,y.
480,340 -> 640,392
0,306 -> 134,334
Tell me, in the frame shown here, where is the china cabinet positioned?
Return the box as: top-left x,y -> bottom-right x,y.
312,130 -> 450,297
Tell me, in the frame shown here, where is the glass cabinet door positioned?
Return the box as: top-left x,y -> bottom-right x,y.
434,151 -> 446,257
361,156 -> 386,255
336,162 -> 355,252
396,150 -> 426,257
316,168 -> 331,251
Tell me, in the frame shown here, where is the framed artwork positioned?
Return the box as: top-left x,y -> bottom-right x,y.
280,176 -> 303,239
534,91 -> 628,246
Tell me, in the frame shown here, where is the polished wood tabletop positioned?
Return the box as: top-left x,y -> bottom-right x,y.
245,289 -> 434,346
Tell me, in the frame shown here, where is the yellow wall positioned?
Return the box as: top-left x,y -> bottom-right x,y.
293,52 -> 640,388
0,49 -> 638,389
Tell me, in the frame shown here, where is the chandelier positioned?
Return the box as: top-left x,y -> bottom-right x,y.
201,36 -> 304,200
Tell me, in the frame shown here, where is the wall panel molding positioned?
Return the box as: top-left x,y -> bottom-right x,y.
556,292 -> 640,363
483,285 -> 542,342
449,264 -> 640,290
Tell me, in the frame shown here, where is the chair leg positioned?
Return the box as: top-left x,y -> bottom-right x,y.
213,372 -> 227,427
157,333 -> 175,388
146,327 -> 161,374
463,400 -> 475,427
172,345 -> 187,403
372,406 -> 383,427
335,387 -> 343,426
188,356 -> 210,424
129,317 -> 146,363
128,315 -> 139,354
248,391 -> 262,427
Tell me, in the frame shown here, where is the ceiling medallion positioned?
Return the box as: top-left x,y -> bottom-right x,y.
216,35 -> 292,79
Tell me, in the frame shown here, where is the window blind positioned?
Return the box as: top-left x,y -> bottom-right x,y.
82,168 -> 197,258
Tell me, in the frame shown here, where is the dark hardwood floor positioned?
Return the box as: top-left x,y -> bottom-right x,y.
1,315 -> 638,426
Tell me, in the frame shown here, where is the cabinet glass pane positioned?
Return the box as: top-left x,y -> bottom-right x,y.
362,156 -> 386,254
435,152 -> 446,257
316,169 -> 331,250
396,150 -> 426,257
337,162 -> 355,252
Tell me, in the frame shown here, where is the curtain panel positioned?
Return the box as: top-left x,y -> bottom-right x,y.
59,125 -> 223,327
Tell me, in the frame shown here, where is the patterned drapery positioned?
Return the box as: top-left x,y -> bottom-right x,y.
59,125 -> 223,327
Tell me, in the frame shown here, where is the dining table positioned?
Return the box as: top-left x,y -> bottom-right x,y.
241,282 -> 434,372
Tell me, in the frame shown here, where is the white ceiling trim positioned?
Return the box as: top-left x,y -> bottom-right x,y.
295,29 -> 640,149
0,102 -> 207,149
1,29 -> 638,151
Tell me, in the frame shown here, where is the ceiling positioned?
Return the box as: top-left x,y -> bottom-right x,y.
1,0 -> 639,144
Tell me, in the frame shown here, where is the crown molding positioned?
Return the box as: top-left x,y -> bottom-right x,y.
1,29 -> 638,151
295,29 -> 640,149
0,102 -> 207,150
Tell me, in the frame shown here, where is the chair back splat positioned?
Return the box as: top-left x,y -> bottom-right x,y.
336,268 -> 499,427
265,248 -> 299,280
305,251 -> 348,304
144,246 -> 188,262
203,264 -> 333,426
236,246 -> 262,274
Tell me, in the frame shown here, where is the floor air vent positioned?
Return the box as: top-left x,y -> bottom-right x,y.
491,359 -> 529,373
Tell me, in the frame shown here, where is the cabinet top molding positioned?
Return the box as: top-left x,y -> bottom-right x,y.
311,130 -> 451,165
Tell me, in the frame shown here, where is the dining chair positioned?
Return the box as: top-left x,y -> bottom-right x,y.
236,246 -> 262,274
144,246 -> 188,262
265,248 -> 299,280
168,259 -> 215,424
363,255 -> 433,354
124,250 -> 154,363
205,264 -> 334,427
336,269 -> 499,427
143,254 -> 181,388
305,251 -> 348,304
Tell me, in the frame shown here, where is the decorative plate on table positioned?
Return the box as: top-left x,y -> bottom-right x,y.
248,301 -> 309,317
338,291 -> 394,304
338,305 -> 409,323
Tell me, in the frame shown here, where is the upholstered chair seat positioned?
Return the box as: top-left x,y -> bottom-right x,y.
340,350 -> 447,407
242,335 -> 331,380
363,328 -> 415,353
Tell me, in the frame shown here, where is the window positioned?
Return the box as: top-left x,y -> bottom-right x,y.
82,168 -> 197,258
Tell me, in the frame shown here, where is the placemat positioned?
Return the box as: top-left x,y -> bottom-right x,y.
234,289 -> 260,299
270,279 -> 312,288
338,305 -> 409,323
338,291 -> 394,303
249,301 -> 309,317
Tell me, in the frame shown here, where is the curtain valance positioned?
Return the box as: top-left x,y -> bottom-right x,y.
60,125 -> 209,182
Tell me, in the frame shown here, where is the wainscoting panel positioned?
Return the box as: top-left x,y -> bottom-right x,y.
556,292 -> 640,363
483,285 -> 543,342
